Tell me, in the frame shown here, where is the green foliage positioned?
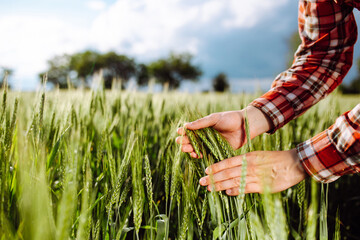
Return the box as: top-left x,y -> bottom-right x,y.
340,77 -> 360,94
39,54 -> 73,88
41,51 -> 202,90
136,64 -> 150,87
0,67 -> 13,89
339,58 -> 360,94
96,51 -> 137,89
70,50 -> 101,81
148,52 -> 202,90
212,72 -> 230,92
286,31 -> 302,68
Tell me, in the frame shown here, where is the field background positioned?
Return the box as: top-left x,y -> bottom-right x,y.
0,88 -> 359,239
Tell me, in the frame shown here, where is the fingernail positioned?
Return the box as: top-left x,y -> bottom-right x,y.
226,189 -> 232,195
199,178 -> 206,185
205,167 -> 210,174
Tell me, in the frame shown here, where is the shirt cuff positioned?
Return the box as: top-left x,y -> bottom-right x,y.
250,91 -> 295,134
296,130 -> 344,183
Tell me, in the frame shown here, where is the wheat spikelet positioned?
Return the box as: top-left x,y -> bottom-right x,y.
106,138 -> 116,189
0,82 -> 7,123
144,155 -> 154,212
179,180 -> 190,240
212,127 -> 235,158
4,98 -> 18,150
184,128 -> 202,158
196,129 -> 220,161
200,196 -> 208,236
93,219 -> 100,240
170,147 -> 182,202
297,180 -> 306,209
38,92 -> 45,132
131,140 -> 145,239
236,155 -> 248,213
204,127 -> 225,160
164,154 -> 170,213
118,181 -> 131,210
106,135 -> 136,219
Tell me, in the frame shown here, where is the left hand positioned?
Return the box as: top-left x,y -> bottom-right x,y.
199,149 -> 307,195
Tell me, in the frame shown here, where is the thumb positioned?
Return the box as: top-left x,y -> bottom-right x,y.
185,114 -> 219,130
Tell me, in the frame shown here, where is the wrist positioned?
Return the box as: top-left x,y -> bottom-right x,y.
287,148 -> 307,181
243,106 -> 274,139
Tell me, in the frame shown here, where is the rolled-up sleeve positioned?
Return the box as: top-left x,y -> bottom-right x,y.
297,104 -> 360,182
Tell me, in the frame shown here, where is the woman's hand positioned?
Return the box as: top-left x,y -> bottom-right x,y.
199,149 -> 307,195
176,106 -> 273,158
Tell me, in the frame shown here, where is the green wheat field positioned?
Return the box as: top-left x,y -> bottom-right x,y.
0,87 -> 359,240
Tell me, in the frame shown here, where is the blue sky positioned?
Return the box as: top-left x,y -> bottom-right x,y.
0,0 -> 359,92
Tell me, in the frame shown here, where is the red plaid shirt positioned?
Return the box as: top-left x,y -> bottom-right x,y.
250,0 -> 360,182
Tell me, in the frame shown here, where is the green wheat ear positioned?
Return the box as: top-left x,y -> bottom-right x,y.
195,129 -> 220,161
0,79 -> 8,123
212,127 -> 235,158
184,127 -> 202,157
244,109 -> 253,152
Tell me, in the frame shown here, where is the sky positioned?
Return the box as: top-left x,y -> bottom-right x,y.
0,0 -> 360,92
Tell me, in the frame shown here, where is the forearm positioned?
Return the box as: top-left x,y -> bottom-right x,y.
243,106 -> 273,139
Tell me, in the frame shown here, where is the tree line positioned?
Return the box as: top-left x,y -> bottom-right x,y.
38,50 -> 230,92
1,51 -> 230,92
2,34 -> 359,93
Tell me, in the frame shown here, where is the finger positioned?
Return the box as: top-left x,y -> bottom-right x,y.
225,183 -> 262,196
185,114 -> 219,130
176,136 -> 190,145
209,176 -> 257,192
209,177 -> 241,192
177,127 -> 186,135
226,187 -> 239,196
245,183 -> 262,194
205,156 -> 243,175
191,152 -> 203,159
181,144 -> 194,153
199,166 -> 243,185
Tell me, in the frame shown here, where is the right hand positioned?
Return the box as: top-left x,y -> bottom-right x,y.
176,106 -> 273,158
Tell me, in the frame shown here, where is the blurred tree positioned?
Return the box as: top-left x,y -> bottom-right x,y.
39,54 -> 73,88
69,50 -> 101,87
0,67 -> 13,88
41,51 -> 202,90
136,64 -> 150,86
148,53 -> 202,90
286,31 -> 302,68
339,58 -> 360,94
212,72 -> 230,92
97,52 -> 137,89
41,50 -> 138,89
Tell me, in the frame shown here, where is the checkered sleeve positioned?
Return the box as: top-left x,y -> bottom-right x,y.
297,104 -> 360,183
250,0 -> 357,133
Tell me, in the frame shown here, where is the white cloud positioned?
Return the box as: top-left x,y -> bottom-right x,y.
86,0 -> 107,11
89,0 -> 289,57
0,15 -> 87,89
223,0 -> 288,28
0,0 -> 288,90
